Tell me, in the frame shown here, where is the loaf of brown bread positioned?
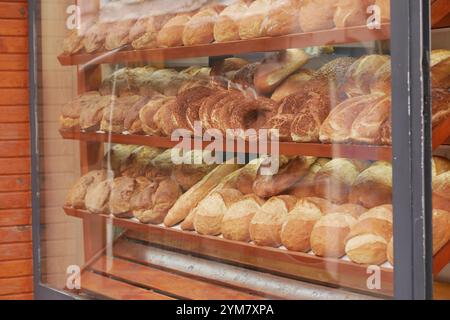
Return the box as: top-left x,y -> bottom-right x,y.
334,0 -> 375,28
263,0 -> 302,36
314,158 -> 370,204
288,158 -> 331,198
193,188 -> 243,236
433,171 -> 450,211
221,194 -> 265,242
104,19 -> 136,51
183,8 -> 220,46
345,204 -> 393,265
109,177 -> 136,218
239,0 -> 272,40
214,1 -> 248,42
431,49 -> 450,89
271,69 -> 314,101
157,14 -> 191,48
349,161 -> 392,208
298,0 -> 336,32
65,170 -> 108,209
249,195 -> 297,247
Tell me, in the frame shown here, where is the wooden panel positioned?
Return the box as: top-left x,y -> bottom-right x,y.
0,242 -> 32,261
0,141 -> 30,157
58,24 -> 391,66
0,225 -> 31,243
0,191 -> 31,209
0,209 -> 31,227
0,123 -> 29,140
0,71 -> 27,87
0,175 -> 30,192
0,292 -> 33,300
0,19 -> 28,36
0,2 -> 27,20
0,259 -> 33,278
91,255 -> 262,300
80,271 -> 174,300
0,276 -> 33,296
0,88 -> 28,105
0,106 -> 29,123
0,158 -> 30,174
0,54 -> 27,70
0,36 -> 27,54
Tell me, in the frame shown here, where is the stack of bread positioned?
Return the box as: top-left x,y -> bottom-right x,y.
62,0 -> 392,55
65,149 -> 450,266
60,49 -> 450,147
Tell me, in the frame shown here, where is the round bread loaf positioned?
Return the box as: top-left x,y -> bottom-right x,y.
249,195 -> 297,247
298,0 -> 336,32
157,14 -> 191,48
109,177 -> 136,218
271,69 -> 314,102
340,55 -> 390,99
85,179 -> 112,214
431,88 -> 450,128
194,188 -> 243,236
262,0 -> 302,36
239,0 -> 272,40
432,156 -> 450,177
214,1 -> 248,42
334,0 -> 374,28
349,161 -> 392,209
83,22 -> 111,53
222,194 -> 265,242
344,204 -> 393,265
183,8 -> 219,46
310,212 -> 357,258
288,159 -> 331,198
433,171 -> 450,211
65,170 -> 108,209
431,49 -> 450,89
105,19 -> 136,51
314,158 -> 370,204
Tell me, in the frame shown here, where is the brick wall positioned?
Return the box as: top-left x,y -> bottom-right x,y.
0,0 -> 33,300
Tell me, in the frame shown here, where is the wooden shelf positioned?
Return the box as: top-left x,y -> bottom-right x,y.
64,207 -> 394,296
57,24 -> 391,66
60,130 -> 393,161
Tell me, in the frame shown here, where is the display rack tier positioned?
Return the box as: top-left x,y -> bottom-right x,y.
58,24 -> 391,66
59,114 -> 450,161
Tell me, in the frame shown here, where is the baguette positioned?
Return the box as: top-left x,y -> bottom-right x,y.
164,163 -> 240,227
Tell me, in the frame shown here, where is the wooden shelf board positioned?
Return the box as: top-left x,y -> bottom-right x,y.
63,207 -> 394,296
59,130 -> 393,161
57,24 -> 391,66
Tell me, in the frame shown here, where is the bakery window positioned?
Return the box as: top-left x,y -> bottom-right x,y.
30,0 -> 450,300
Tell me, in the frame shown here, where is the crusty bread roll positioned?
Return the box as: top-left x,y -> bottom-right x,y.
298,0 -> 336,32
314,56 -> 357,90
370,60 -> 391,96
109,177 -> 136,218
85,179 -> 112,214
164,163 -> 240,227
83,22 -> 111,53
157,14 -> 191,48
254,49 -> 310,95
431,49 -> 450,89
433,156 -> 450,177
214,1 -> 248,42
105,19 -> 136,51
250,195 -> 297,247
334,203 -> 368,218
288,158 -> 331,198
263,0 -> 302,36
140,95 -> 172,136
345,204 -> 392,265
432,88 -> 450,128
310,212 -> 357,258
80,95 -> 115,131
319,94 -> 384,144
60,91 -> 101,131
271,69 -> 314,101
222,194 -> 265,242
387,209 -> 450,266
193,188 -> 243,236
433,171 -> 450,211
281,198 -> 329,252
134,178 -> 182,224
65,170 -> 108,209
239,0 -> 272,40
131,15 -> 175,49
235,158 -> 264,195
350,95 -> 391,145
349,161 -> 392,209
340,55 -> 390,99
183,8 -> 219,46
100,95 -> 145,133
334,0 -> 374,28
432,209 -> 450,255
253,156 -> 317,198
314,158 -> 370,204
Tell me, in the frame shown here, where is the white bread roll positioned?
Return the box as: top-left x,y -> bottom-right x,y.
249,195 -> 297,247
298,0 -> 336,32
310,212 -> 357,258
349,161 -> 392,209
281,198 -> 332,252
239,0 -> 272,40
221,194 -> 265,242
345,204 -> 393,265
193,188 -> 243,236
214,1 -> 248,42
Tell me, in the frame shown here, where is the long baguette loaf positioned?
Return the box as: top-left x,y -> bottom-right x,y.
164,162 -> 240,227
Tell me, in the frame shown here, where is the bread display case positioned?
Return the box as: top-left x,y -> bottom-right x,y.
30,0 -> 450,300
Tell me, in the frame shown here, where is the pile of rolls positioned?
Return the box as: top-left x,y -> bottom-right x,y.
62,0 -> 391,55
